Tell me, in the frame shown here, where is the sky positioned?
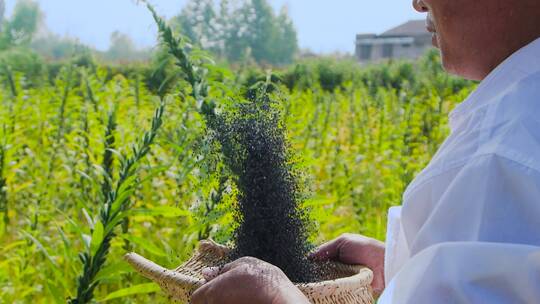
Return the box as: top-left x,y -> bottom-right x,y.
4,0 -> 423,54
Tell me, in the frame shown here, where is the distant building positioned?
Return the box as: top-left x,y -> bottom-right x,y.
355,20 -> 433,63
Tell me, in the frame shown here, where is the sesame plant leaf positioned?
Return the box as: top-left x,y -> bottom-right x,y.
81,208 -> 94,229
0,240 -> 26,253
10,180 -> 32,193
94,260 -> 134,283
98,282 -> 160,302
121,234 -> 166,257
116,171 -> 140,193
90,220 -> 104,256
76,169 -> 94,184
45,281 -> 65,304
128,206 -> 190,218
110,188 -> 135,215
104,213 -> 125,236
66,217 -> 86,248
105,148 -> 124,165
21,230 -> 58,268
82,233 -> 91,251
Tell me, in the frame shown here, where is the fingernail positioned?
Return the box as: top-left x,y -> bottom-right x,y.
202,267 -> 219,281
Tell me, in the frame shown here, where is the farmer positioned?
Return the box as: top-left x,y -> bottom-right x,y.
192,0 -> 540,303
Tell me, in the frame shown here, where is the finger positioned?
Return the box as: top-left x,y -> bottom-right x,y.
202,257 -> 264,283
192,266 -> 251,304
191,282 -> 211,304
309,239 -> 341,261
219,256 -> 261,275
202,266 -> 220,281
371,267 -> 385,297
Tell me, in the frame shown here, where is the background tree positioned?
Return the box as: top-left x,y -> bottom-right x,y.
1,0 -> 41,48
0,0 -> 5,33
106,31 -> 136,61
172,0 -> 222,54
244,0 -> 276,64
273,6 -> 297,65
172,0 -> 298,65
221,0 -> 253,62
104,31 -> 150,62
31,34 -> 84,60
0,0 -> 43,80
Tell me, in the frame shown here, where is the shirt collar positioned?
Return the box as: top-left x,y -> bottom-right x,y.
449,37 -> 540,130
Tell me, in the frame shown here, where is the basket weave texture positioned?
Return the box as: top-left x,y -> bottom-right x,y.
125,240 -> 374,304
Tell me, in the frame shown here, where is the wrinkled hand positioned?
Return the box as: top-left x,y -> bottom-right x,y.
191,256 -> 310,304
310,233 -> 385,296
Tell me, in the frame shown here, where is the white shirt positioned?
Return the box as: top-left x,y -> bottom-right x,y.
379,37 -> 540,303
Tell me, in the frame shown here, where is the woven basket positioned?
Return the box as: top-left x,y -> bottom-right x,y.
125,240 -> 374,304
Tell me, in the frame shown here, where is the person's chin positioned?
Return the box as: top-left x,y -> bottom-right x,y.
439,50 -> 457,74
441,55 -> 482,81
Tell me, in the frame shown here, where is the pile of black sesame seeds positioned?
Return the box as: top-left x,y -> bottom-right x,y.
209,88 -> 325,283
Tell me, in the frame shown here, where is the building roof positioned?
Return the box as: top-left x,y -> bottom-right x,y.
380,20 -> 427,37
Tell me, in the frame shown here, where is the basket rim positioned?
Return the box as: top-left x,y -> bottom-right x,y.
125,239 -> 374,303
295,266 -> 373,287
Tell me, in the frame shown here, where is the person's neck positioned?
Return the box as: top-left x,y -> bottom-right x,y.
479,32 -> 540,81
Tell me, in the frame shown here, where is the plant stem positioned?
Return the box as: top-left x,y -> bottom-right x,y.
70,100 -> 165,304
101,109 -> 117,200
0,144 -> 8,226
146,2 -> 215,118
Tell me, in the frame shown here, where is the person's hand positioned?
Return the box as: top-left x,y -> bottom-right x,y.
310,233 -> 385,296
191,256 -> 310,304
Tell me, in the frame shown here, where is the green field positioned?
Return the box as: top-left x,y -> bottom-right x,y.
0,44 -> 474,302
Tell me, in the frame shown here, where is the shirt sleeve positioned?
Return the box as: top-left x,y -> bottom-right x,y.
378,242 -> 540,303
379,153 -> 540,303
384,206 -> 409,286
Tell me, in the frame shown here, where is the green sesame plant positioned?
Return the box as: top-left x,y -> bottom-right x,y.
70,99 -> 165,304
